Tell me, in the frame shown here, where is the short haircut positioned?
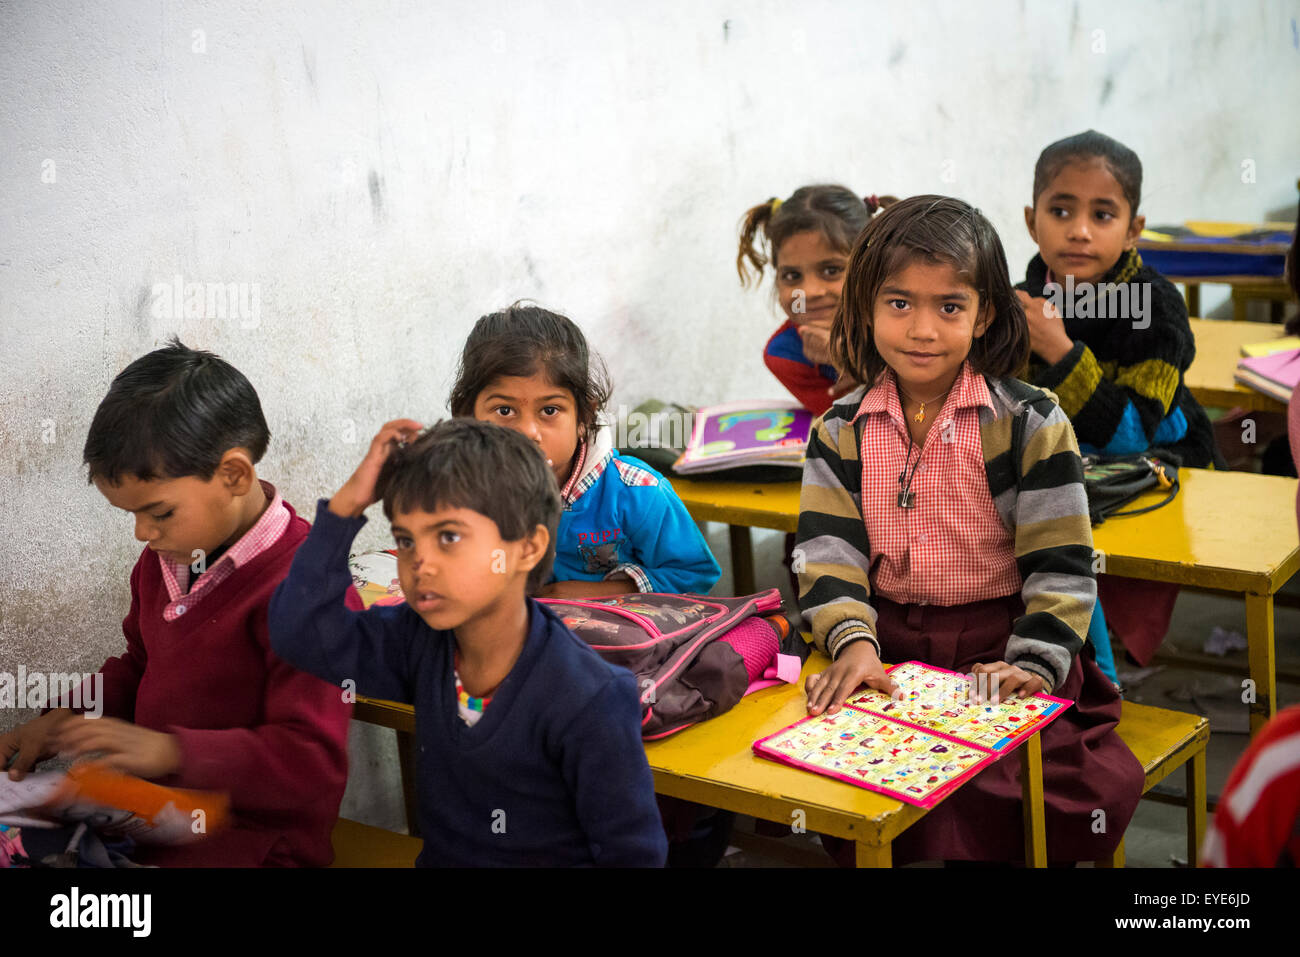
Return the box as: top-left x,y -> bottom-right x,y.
83,336 -> 270,484
736,184 -> 897,287
376,418 -> 561,593
831,194 -> 1029,387
1032,129 -> 1143,214
448,302 -> 611,437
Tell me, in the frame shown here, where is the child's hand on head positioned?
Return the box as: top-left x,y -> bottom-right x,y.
54,717 -> 182,780
806,641 -> 897,716
1015,290 -> 1073,365
969,660 -> 1047,702
330,418 -> 424,519
1,708 -> 75,780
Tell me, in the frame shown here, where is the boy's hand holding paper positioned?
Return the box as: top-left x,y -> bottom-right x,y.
2,708 -> 75,781
55,717 -> 182,780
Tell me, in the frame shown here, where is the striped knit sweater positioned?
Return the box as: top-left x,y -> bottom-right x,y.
796,374 -> 1095,693
1018,249 -> 1218,468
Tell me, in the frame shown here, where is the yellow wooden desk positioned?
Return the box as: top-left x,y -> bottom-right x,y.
357,652 -> 1050,868
674,468 -> 1300,736
1187,317 -> 1289,414
644,651 -> 1047,867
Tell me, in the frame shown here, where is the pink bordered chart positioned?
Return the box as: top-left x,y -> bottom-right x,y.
751,660 -> 1072,808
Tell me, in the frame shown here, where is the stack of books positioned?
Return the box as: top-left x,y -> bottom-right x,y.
1235,337 -> 1300,403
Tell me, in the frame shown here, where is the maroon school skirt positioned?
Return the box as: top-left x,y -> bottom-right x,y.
866,593 -> 1144,864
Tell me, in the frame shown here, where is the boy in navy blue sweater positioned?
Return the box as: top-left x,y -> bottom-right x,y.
269,417 -> 667,866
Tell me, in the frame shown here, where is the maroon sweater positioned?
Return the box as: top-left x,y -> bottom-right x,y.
92,502 -> 351,866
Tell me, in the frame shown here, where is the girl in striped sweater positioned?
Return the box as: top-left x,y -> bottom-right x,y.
796,195 -> 1143,864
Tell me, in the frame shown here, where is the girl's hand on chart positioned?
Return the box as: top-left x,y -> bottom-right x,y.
806,640 -> 898,716
968,660 -> 1048,702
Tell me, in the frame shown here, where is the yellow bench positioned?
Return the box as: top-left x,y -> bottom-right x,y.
330,817 -> 421,868
1101,701 -> 1210,868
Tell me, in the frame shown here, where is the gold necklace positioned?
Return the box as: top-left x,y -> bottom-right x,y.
898,385 -> 950,424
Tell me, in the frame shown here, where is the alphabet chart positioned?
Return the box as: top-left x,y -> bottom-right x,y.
752,661 -> 1071,808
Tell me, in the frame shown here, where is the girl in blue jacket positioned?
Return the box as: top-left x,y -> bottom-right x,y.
449,302 -> 721,599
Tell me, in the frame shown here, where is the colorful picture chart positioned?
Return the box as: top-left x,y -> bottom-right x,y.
752,661 -> 1071,808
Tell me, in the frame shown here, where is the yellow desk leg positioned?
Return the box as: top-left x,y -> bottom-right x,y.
855,841 -> 891,867
1187,749 -> 1207,867
1021,732 -> 1047,868
728,524 -> 757,595
1245,592 -> 1277,737
1107,837 -> 1126,868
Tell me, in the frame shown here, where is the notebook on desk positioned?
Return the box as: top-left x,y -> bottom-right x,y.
672,400 -> 812,475
1234,349 -> 1300,403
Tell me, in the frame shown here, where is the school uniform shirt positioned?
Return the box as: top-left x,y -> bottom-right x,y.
796,367 -> 1096,694
553,425 -> 720,595
78,482 -> 352,867
1017,248 -> 1219,468
763,320 -> 839,416
857,362 -> 1022,606
269,501 -> 669,868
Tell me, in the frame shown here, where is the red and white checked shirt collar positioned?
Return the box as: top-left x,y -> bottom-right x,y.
853,362 -> 1021,606
157,480 -> 290,622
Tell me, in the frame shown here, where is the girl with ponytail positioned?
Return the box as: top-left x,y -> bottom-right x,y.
738,185 -> 895,416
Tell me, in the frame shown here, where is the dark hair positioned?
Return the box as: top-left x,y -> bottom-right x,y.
831,195 -> 1029,386
736,185 -> 897,287
83,336 -> 270,484
376,418 -> 561,593
448,302 -> 611,437
1032,129 -> 1143,215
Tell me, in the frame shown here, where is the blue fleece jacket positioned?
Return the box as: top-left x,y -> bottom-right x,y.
268,501 -> 668,868
553,430 -> 720,595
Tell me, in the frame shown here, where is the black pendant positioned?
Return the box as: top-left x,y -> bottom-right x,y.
896,490 -> 916,509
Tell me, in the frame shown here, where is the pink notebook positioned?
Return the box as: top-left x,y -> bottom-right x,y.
1235,349 -> 1300,403
752,661 -> 1072,809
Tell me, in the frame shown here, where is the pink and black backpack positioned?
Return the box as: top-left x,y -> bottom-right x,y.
539,589 -> 803,739
345,551 -> 802,739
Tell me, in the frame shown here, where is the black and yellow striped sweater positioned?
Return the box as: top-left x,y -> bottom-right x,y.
796,374 -> 1096,693
1017,250 -> 1219,468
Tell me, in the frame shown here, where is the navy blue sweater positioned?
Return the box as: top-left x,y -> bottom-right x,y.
268,501 -> 668,867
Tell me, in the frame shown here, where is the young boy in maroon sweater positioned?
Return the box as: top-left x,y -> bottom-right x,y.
0,338 -> 351,866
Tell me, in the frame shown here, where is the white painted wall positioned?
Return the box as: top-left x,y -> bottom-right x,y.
2,0 -> 1298,825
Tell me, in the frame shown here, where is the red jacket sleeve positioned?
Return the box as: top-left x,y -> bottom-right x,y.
1203,705 -> 1300,867
762,323 -> 836,417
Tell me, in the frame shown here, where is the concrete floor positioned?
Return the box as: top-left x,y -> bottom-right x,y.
697,523 -> 1300,868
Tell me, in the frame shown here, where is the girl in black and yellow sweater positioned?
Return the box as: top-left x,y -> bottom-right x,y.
1016,130 -> 1223,668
